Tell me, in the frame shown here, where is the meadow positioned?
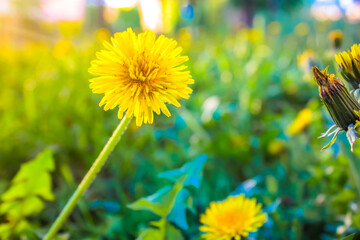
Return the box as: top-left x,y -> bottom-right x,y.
1,1 -> 360,239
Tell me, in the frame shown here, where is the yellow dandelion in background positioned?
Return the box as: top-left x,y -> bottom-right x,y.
200,194 -> 267,240
95,28 -> 111,43
287,108 -> 312,135
53,40 -> 73,59
247,29 -> 263,43
89,28 -> 194,126
268,139 -> 285,155
328,29 -> 343,49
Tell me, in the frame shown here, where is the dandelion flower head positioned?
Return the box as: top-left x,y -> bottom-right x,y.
335,43 -> 360,88
199,194 -> 267,240
89,28 -> 194,126
335,43 -> 360,74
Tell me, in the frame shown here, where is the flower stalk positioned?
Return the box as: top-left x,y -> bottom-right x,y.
43,116 -> 132,240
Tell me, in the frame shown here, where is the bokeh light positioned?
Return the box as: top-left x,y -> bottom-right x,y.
104,0 -> 137,9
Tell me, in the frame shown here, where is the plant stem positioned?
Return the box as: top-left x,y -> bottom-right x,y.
43,116 -> 132,240
343,144 -> 360,198
348,154 -> 360,198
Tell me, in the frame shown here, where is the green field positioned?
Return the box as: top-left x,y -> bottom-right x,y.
2,1 -> 360,239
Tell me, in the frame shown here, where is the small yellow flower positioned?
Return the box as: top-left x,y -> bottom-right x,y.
95,28 -> 111,43
89,28 -> 194,126
247,29 -> 263,43
199,195 -> 267,240
53,40 -> 73,59
335,43 -> 360,89
328,30 -> 343,49
287,108 -> 312,135
268,139 -> 285,155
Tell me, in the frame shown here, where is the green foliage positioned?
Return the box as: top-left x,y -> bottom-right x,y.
0,149 -> 55,239
341,232 -> 360,240
128,156 -> 206,240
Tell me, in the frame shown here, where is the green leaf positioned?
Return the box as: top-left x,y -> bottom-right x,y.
353,212 -> 360,229
136,228 -> 163,240
0,196 -> 44,220
128,184 -> 182,217
158,154 -> 207,188
136,219 -> 183,240
1,149 -> 55,202
167,189 -> 190,230
342,231 -> 360,240
0,220 -> 29,240
0,223 -> 13,240
0,149 -> 55,239
331,189 -> 356,204
166,224 -> 183,240
341,233 -> 355,240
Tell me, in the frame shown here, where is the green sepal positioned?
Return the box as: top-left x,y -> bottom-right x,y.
341,67 -> 358,89
320,128 -> 341,152
318,124 -> 337,139
352,88 -> 360,103
346,124 -> 357,152
351,59 -> 360,86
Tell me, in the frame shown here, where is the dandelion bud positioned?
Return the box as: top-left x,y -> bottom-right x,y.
335,44 -> 360,89
312,66 -> 360,131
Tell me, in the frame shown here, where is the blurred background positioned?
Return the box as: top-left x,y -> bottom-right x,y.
2,0 -> 360,239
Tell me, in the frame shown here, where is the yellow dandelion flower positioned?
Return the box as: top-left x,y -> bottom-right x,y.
335,43 -> 360,89
287,108 -> 312,135
89,28 -> 194,126
199,194 -> 267,240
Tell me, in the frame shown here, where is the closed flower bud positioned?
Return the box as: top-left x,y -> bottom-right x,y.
313,66 -> 360,152
313,66 -> 360,131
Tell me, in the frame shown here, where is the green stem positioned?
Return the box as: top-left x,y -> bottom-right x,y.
343,144 -> 360,199
348,155 -> 360,198
43,116 -> 133,240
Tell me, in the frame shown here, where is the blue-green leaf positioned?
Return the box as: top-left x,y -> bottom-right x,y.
167,189 -> 190,230
158,154 -> 207,188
